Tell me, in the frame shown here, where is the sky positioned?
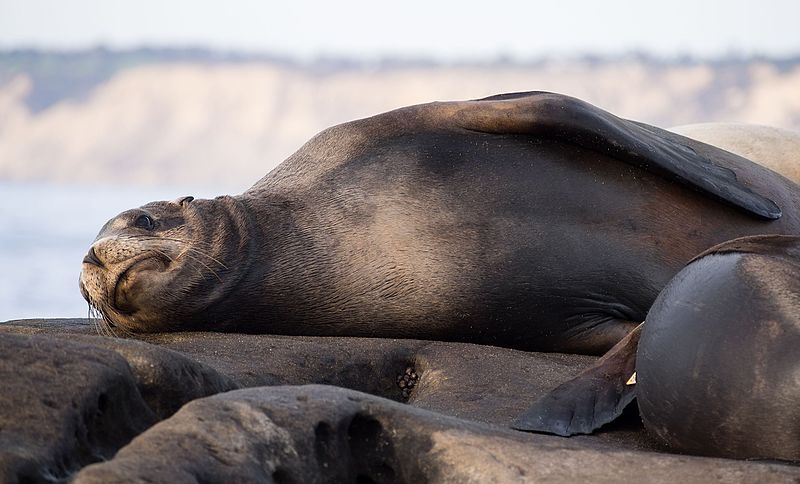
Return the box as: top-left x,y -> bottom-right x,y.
2,0 -> 799,60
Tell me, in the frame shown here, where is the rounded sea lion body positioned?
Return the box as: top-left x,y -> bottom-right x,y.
670,122 -> 800,184
637,235 -> 800,461
80,92 -> 800,356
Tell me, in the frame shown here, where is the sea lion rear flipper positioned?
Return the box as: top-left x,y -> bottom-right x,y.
512,323 -> 642,436
455,92 -> 781,220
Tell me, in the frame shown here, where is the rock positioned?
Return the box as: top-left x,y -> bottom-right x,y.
2,319 -> 641,448
2,319 -> 798,481
70,334 -> 241,418
0,330 -> 238,483
0,333 -> 157,482
75,385 -> 800,483
0,318 -> 98,336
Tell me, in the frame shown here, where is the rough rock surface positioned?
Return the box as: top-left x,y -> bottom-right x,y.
75,386 -> 800,483
1,319 -> 798,482
0,333 -> 157,482
0,327 -> 238,482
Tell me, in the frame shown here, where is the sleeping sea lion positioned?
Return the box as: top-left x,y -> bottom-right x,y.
636,234 -> 800,461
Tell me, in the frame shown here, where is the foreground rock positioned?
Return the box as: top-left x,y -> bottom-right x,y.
75,385 -> 800,483
1,319 -> 798,481
0,334 -> 155,482
0,331 -> 238,482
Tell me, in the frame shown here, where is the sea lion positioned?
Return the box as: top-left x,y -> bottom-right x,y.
513,234 -> 800,453
80,91 -> 800,430
670,123 -> 800,184
637,235 -> 800,461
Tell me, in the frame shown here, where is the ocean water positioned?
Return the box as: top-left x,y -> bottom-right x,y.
0,181 -> 226,322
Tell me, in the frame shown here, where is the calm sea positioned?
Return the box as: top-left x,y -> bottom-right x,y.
0,181 -> 228,322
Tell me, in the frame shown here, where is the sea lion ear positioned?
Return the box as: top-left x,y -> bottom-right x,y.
173,196 -> 194,207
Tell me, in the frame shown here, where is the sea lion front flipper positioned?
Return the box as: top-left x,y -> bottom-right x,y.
512,323 -> 642,436
454,92 -> 781,220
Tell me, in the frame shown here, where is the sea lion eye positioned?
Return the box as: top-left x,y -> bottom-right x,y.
134,214 -> 155,230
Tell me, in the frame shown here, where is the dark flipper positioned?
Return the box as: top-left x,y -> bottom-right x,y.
456,92 -> 781,220
512,323 -> 642,436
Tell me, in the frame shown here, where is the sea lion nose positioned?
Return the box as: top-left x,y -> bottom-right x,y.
82,246 -> 104,268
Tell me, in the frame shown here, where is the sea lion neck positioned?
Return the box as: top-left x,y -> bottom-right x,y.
177,195 -> 260,328
207,189 -> 354,333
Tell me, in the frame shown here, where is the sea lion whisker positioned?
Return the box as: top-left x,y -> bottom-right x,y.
109,319 -> 136,338
158,236 -> 228,269
87,302 -> 130,339
90,307 -> 108,337
126,234 -> 228,269
103,319 -> 119,338
96,304 -> 136,338
99,308 -> 130,339
175,248 -> 212,281
172,245 -> 223,281
177,251 -> 205,279
180,252 -> 224,282
96,310 -> 115,338
182,246 -> 228,269
87,305 -> 102,336
89,305 -> 113,338
150,248 -> 174,263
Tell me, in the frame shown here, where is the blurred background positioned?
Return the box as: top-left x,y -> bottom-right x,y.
2,0 -> 799,320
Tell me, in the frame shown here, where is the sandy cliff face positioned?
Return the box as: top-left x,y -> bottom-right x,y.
1,60 -> 799,188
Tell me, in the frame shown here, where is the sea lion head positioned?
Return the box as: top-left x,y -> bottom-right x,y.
79,195 -> 253,333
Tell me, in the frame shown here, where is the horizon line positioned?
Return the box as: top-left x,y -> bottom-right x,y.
2,44 -> 800,66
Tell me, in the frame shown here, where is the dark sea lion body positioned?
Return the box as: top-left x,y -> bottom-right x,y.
637,235 -> 800,461
80,92 -> 800,357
